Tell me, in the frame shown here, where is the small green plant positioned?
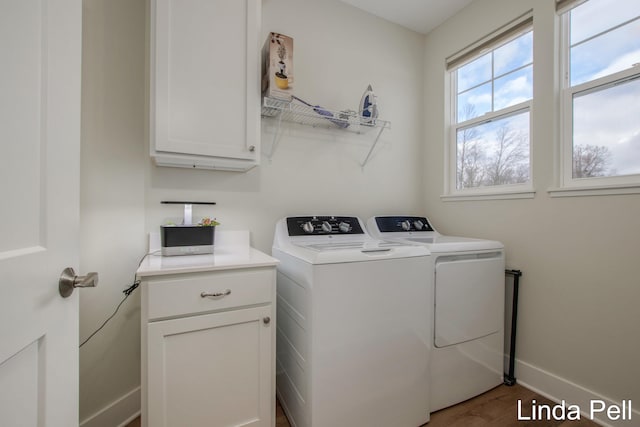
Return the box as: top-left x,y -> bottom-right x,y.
198,217 -> 220,227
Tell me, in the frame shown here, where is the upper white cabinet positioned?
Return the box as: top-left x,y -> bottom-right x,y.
150,0 -> 261,171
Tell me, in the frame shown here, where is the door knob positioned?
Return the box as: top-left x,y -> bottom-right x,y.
59,267 -> 99,298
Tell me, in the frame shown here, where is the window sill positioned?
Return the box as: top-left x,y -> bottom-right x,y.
547,184 -> 640,197
441,189 -> 536,202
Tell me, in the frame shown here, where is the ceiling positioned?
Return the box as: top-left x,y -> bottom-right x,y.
339,0 -> 474,35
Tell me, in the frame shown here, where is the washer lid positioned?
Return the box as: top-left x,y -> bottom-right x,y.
273,216 -> 430,264
295,240 -> 406,252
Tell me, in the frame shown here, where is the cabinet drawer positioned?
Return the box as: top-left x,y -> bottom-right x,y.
146,268 -> 273,320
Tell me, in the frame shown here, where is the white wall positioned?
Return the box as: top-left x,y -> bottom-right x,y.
145,0 -> 426,251
81,0 -> 640,423
79,0 -> 146,423
423,0 -> 640,411
79,0 -> 426,423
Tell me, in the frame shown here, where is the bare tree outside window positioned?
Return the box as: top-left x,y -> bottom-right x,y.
456,109 -> 530,189
457,105 -> 484,189
457,129 -> 485,189
572,144 -> 613,178
484,125 -> 529,186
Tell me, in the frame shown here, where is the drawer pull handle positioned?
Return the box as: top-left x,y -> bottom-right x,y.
200,289 -> 231,298
263,316 -> 271,325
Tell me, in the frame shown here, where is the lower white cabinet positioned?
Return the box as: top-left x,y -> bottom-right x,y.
139,254 -> 277,427
147,306 -> 272,427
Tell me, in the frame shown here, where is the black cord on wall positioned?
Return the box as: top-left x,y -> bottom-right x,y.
79,252 -> 151,348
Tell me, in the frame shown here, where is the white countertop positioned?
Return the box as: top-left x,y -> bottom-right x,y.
136,230 -> 278,277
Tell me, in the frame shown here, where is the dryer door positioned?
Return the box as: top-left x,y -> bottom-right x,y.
434,254 -> 504,348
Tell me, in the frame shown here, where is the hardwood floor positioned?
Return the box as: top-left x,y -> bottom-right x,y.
426,384 -> 599,427
276,397 -> 290,427
126,384 -> 601,426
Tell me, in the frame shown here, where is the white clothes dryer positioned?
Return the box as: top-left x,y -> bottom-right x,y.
272,216 -> 431,427
367,215 -> 505,412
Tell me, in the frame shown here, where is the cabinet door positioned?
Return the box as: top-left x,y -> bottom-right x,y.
147,305 -> 273,427
151,0 -> 260,168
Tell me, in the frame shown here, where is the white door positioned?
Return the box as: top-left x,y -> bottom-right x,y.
0,0 -> 82,426
434,255 -> 504,347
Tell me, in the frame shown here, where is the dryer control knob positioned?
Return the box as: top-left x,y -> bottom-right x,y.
413,220 -> 424,230
338,222 -> 352,233
302,221 -> 315,234
321,221 -> 333,233
401,220 -> 412,231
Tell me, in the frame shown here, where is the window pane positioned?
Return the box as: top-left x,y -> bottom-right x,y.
456,31 -> 533,123
570,18 -> 640,86
571,0 -> 640,46
456,110 -> 530,189
457,82 -> 491,122
572,77 -> 640,178
494,31 -> 533,76
457,53 -> 491,93
494,65 -> 533,110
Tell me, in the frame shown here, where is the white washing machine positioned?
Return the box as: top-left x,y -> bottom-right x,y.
367,215 -> 505,412
272,216 -> 432,427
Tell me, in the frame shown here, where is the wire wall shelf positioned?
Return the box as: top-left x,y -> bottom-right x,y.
261,97 -> 390,167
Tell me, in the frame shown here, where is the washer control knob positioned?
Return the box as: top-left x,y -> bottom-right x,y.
302,221 -> 315,234
413,220 -> 424,230
338,222 -> 352,233
401,220 -> 412,231
321,221 -> 333,233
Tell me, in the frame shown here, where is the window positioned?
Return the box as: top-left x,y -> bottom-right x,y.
559,0 -> 640,189
447,14 -> 534,197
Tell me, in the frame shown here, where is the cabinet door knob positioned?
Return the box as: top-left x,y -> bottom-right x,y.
200,289 -> 231,298
263,316 -> 271,325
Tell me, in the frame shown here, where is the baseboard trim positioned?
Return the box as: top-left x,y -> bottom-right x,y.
116,410 -> 141,427
79,359 -> 636,427
515,359 -> 638,427
80,386 -> 141,427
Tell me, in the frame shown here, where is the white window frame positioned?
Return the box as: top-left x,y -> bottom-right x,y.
554,3 -> 640,196
444,17 -> 535,201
